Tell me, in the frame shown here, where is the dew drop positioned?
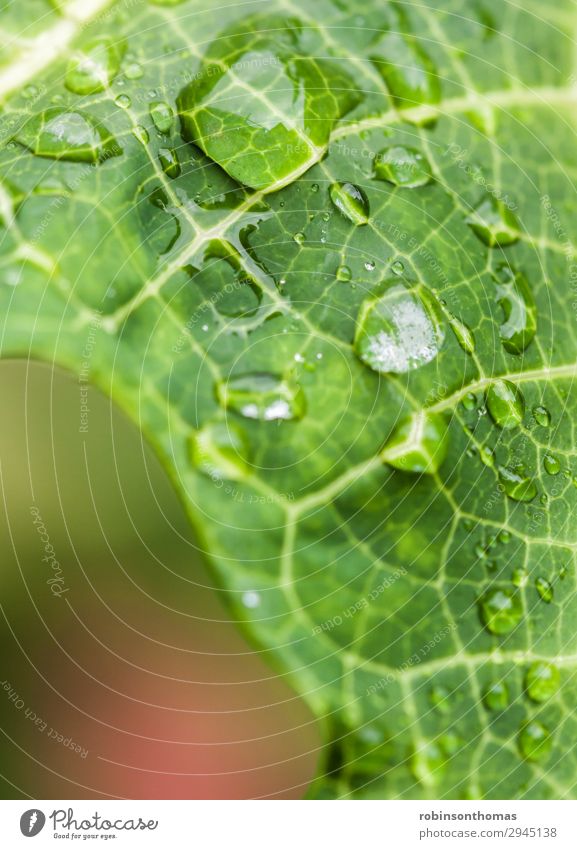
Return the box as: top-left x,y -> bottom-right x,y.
461,392 -> 476,411
483,680 -> 509,710
15,108 -> 121,163
380,411 -> 449,475
242,590 -> 261,609
374,145 -> 432,188
479,586 -> 523,634
66,37 -> 125,95
498,530 -> 511,544
115,93 -> 131,108
512,567 -> 527,587
524,661 -> 559,703
466,197 -> 519,247
364,260 -> 376,272
158,147 -> 181,178
188,421 -> 250,481
132,125 -> 149,145
518,721 -> 552,762
216,372 -> 306,421
329,182 -> 370,225
535,576 -> 553,603
124,61 -> 143,80
448,314 -> 475,354
149,100 -> 174,134
480,446 -> 494,467
533,405 -> 551,427
486,379 -> 525,429
497,466 -> 537,503
492,265 -> 537,354
354,283 -> 444,374
543,454 -> 560,476
293,231 -> 305,245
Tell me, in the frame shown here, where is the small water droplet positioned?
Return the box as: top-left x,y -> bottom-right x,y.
66,37 -> 126,94
124,61 -> 143,80
461,392 -> 477,411
374,145 -> 432,187
543,454 -> 560,476
512,567 -> 527,587
483,680 -> 509,710
518,721 -> 552,762
354,283 -> 444,374
329,182 -> 370,225
242,590 -> 261,609
380,411 -> 449,475
524,661 -> 559,703
479,586 -> 523,634
533,405 -> 551,428
293,231 -> 305,245
391,260 -> 404,275
115,93 -> 131,108
132,125 -> 149,145
216,372 -> 306,421
158,147 -> 181,178
188,421 -> 250,481
535,576 -> 553,603
486,379 -> 525,429
149,100 -> 174,133
492,265 -> 537,354
499,530 -> 511,544
448,314 -> 475,354
466,197 -> 519,247
480,446 -> 494,467
497,466 -> 537,503
364,260 -> 376,271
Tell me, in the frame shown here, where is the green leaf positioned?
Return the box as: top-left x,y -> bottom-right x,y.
1,0 -> 577,800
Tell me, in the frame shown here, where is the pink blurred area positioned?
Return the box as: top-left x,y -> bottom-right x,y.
0,361 -> 320,799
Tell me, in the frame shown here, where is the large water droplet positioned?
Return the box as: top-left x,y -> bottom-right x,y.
15,108 -> 121,163
486,379 -> 525,429
483,680 -> 509,710
374,145 -> 432,188
543,454 -> 560,476
497,466 -> 537,503
524,661 -> 559,703
329,182 -> 370,225
535,576 -> 553,603
188,421 -> 250,481
466,197 -> 519,247
177,14 -> 361,191
354,283 -> 444,374
66,37 -> 126,94
216,372 -> 306,421
518,721 -> 552,762
479,586 -> 523,634
380,411 -> 449,475
492,265 -> 537,354
149,101 -> 174,134
370,7 -> 440,124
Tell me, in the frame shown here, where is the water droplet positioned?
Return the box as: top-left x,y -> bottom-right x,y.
448,315 -> 475,354
158,147 -> 181,178
466,197 -> 519,247
480,446 -> 494,467
293,231 -> 305,245
364,260 -> 376,271
354,283 -> 444,374
65,37 -> 126,95
533,405 -> 551,428
543,454 -> 560,476
429,685 -> 450,713
518,721 -> 552,762
177,14 -> 361,191
115,93 -> 131,108
23,84 -> 39,100
462,392 -> 476,411
535,576 -> 553,603
512,567 -> 527,587
486,379 -> 525,429
132,125 -> 149,145
410,742 -> 445,786
329,182 -> 370,225
216,372 -> 306,421
483,680 -> 509,710
499,530 -> 511,544
124,61 -> 143,80
15,108 -> 121,163
188,421 -> 250,480
497,466 -> 537,503
370,7 -> 440,124
149,101 -> 174,134
374,145 -> 432,187
524,661 -> 559,703
479,586 -> 523,634
380,411 -> 449,475
492,265 -> 537,354
391,260 -> 404,276
242,590 -> 261,609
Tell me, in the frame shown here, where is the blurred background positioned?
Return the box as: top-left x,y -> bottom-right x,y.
0,360 -> 320,799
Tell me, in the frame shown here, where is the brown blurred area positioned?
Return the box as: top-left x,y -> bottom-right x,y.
0,360 -> 320,799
